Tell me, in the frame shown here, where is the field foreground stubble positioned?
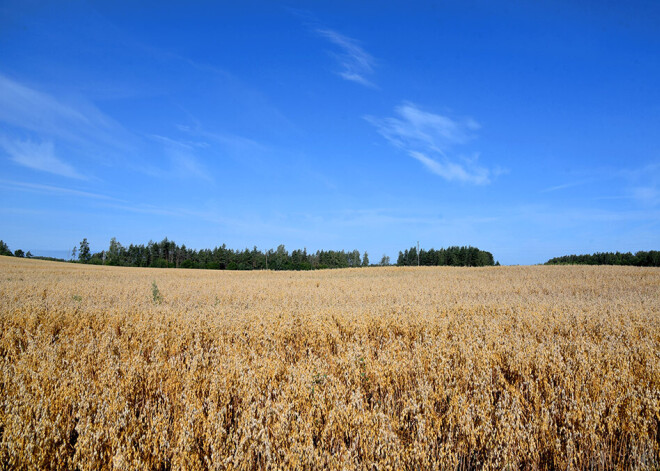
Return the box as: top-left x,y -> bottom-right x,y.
1,257 -> 659,469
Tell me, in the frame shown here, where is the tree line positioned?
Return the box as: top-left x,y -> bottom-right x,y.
2,237 -> 499,270
73,237 -> 381,270
545,251 -> 660,267
397,246 -> 497,267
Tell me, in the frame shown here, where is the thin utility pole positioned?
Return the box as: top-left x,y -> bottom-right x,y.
417,241 -> 420,266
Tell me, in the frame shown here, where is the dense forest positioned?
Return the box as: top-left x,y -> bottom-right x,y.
0,238 -> 499,270
545,251 -> 660,267
396,246 -> 497,267
69,237 -> 373,270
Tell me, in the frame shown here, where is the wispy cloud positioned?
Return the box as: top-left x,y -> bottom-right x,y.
541,179 -> 591,193
0,73 -> 133,155
601,162 -> 660,206
0,74 -> 222,184
619,162 -> 660,180
366,102 -> 495,184
175,123 -> 271,170
316,207 -> 501,229
176,124 -> 267,155
316,28 -> 376,87
625,163 -> 660,206
0,179 -> 124,201
408,150 -> 490,185
151,133 -> 209,150
631,186 -> 660,204
149,135 -> 212,182
0,138 -> 85,179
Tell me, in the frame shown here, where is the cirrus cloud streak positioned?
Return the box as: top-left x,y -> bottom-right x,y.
366,102 -> 496,185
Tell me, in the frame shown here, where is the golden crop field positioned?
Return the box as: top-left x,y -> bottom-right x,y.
1,256 -> 659,470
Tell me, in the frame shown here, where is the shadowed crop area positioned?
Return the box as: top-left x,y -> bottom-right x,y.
1,257 -> 659,469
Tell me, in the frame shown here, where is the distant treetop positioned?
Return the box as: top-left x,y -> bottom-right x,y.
545,251 -> 660,267
396,246 -> 495,267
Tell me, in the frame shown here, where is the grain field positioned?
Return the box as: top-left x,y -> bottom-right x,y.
1,257 -> 659,469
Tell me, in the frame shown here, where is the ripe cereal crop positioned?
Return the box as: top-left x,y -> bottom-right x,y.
1,256 -> 659,469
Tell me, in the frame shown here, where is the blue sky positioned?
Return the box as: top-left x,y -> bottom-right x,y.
1,1 -> 659,264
